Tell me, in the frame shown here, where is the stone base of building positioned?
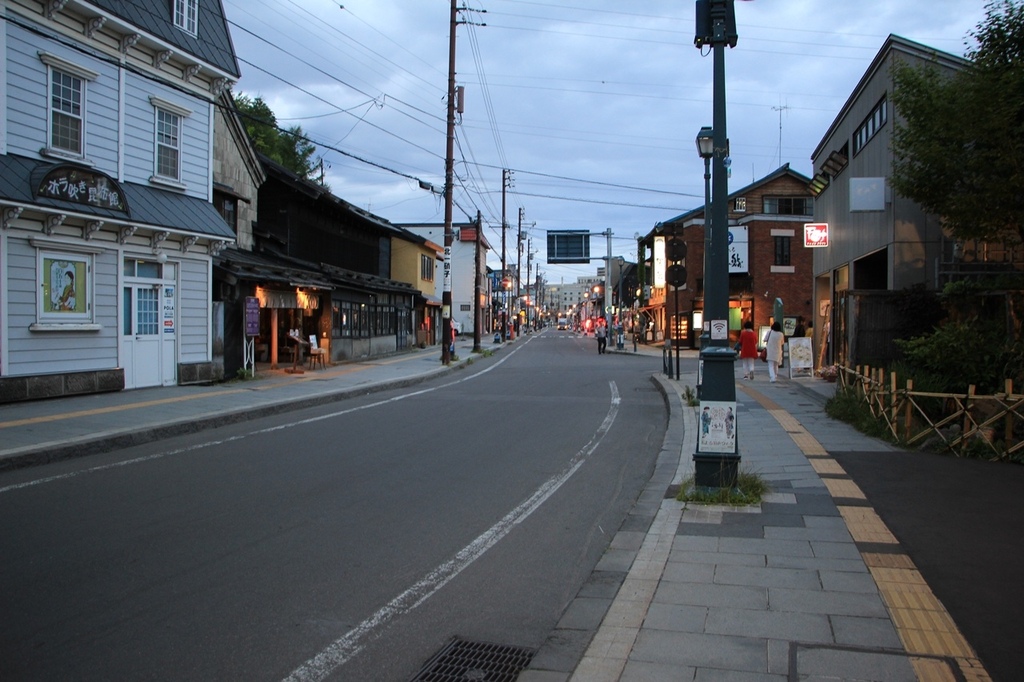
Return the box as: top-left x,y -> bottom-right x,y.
0,369 -> 125,404
178,361 -> 224,385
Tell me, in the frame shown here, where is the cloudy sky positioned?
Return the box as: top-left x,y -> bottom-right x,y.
221,0 -> 987,284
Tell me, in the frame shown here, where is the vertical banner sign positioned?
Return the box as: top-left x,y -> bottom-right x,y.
443,246 -> 452,293
163,285 -> 176,334
653,236 -> 666,289
245,296 -> 260,337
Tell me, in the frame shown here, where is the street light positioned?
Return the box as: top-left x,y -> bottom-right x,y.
696,126 -> 714,352
693,0 -> 740,490
696,125 -> 714,159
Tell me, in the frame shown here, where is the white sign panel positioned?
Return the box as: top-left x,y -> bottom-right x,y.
728,226 -> 748,273
443,246 -> 452,293
653,236 -> 666,289
699,400 -> 737,454
850,177 -> 886,211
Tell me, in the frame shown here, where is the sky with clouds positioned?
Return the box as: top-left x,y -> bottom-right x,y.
221,0 -> 988,284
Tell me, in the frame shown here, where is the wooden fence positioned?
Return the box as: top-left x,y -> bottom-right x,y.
836,365 -> 1024,460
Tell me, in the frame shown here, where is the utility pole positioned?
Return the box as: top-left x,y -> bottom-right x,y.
516,207 -> 523,334
440,0 -> 458,365
501,169 -> 510,341
438,2 -> 483,362
526,237 -> 532,331
473,210 -> 482,353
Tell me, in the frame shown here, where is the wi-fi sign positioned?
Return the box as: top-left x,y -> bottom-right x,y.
711,321 -> 727,335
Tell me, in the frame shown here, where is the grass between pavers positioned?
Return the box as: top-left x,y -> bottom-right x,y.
677,471 -> 769,506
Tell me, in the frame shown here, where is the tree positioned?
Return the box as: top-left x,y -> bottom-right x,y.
891,0 -> 1024,244
233,93 -> 319,183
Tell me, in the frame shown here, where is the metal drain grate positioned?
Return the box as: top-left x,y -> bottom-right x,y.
410,638 -> 535,682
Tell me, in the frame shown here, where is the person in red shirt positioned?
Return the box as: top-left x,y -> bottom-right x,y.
737,320 -> 759,380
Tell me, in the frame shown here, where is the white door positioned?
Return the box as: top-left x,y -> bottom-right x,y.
123,284 -> 162,388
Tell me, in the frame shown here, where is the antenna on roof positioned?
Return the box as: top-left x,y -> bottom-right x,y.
772,103 -> 790,169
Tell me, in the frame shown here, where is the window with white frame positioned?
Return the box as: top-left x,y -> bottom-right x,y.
174,0 -> 198,35
39,53 -> 99,160
156,108 -> 181,180
150,96 -> 191,185
51,70 -> 84,155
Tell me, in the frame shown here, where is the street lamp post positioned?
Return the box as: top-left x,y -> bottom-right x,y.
692,0 -> 740,489
696,126 -> 714,356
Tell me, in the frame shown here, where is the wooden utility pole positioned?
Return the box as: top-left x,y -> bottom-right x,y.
441,0 -> 458,364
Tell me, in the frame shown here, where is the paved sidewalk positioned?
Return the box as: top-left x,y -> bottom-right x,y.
0,336 -> 492,470
523,355 -> 993,682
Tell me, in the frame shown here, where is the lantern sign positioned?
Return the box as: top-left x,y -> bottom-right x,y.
804,223 -> 829,248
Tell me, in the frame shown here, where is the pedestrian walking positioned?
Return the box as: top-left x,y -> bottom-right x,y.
737,320 -> 759,380
793,315 -> 806,338
596,323 -> 607,354
765,321 -> 785,383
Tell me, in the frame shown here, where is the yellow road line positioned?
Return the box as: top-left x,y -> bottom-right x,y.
738,384 -> 991,681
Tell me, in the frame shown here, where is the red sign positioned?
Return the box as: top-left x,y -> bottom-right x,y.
804,223 -> 829,248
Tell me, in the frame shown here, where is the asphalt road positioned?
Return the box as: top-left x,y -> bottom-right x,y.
0,331 -> 667,681
832,448 -> 1024,682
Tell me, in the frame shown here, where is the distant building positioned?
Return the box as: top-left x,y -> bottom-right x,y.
640,165 -> 814,348
807,35 -> 1012,367
398,223 -> 491,336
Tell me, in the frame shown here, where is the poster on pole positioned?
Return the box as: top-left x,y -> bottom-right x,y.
698,400 -> 737,454
789,337 -> 813,377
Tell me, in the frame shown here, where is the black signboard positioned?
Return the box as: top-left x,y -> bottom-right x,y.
547,230 -> 591,264
245,297 -> 260,337
36,165 -> 128,213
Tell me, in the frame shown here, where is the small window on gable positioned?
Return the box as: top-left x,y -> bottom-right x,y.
734,197 -> 746,212
174,0 -> 198,35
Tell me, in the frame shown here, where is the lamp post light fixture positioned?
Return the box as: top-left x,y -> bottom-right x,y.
696,125 -> 714,354
692,0 -> 740,490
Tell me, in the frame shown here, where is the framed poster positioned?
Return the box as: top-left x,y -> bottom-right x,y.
40,252 -> 91,322
698,400 -> 737,454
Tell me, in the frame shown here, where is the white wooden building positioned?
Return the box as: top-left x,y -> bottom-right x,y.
0,0 -> 239,402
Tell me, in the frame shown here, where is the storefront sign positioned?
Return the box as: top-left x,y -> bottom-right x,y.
36,166 -> 128,213
804,223 -> 829,248
163,285 -> 175,334
653,236 -> 666,289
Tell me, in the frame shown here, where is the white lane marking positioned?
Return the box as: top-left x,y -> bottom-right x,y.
282,380 -> 620,682
0,338 -> 537,496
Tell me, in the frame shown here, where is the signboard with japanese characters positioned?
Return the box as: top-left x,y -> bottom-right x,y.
36,166 -> 128,213
728,226 -> 748,273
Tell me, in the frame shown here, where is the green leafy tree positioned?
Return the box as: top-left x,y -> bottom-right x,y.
891,0 -> 1024,244
233,93 -> 319,183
